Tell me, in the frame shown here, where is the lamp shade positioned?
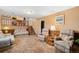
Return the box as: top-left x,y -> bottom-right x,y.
3,26 -> 9,30
50,25 -> 56,31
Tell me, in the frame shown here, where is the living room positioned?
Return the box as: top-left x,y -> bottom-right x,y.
0,6 -> 79,53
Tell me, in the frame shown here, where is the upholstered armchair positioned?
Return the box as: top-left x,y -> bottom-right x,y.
54,29 -> 74,53
0,31 -> 14,48
38,28 -> 48,41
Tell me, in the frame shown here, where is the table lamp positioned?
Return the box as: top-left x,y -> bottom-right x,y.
50,25 -> 56,31
49,25 -> 56,36
2,26 -> 9,34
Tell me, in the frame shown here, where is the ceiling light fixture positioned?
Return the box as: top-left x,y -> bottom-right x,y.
26,10 -> 33,15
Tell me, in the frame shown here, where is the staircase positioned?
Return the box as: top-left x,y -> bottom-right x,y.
28,26 -> 36,35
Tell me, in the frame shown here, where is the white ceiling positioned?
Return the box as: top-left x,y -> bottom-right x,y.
0,6 -> 75,18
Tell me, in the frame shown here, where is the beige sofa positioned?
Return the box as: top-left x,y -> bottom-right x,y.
14,26 -> 28,35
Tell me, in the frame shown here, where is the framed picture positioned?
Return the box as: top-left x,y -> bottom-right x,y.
55,15 -> 64,25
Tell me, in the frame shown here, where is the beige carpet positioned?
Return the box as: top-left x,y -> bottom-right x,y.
2,35 -> 55,53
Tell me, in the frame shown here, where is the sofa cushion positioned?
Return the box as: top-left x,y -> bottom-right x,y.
55,41 -> 70,49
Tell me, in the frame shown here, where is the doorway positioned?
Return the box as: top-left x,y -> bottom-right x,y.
41,21 -> 45,33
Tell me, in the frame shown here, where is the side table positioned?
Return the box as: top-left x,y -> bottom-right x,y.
45,36 -> 54,46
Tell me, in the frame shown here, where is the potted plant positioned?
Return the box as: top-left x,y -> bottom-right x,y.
75,39 -> 79,46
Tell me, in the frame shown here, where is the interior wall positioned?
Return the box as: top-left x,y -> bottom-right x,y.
0,16 -> 1,30
44,6 -> 79,31
32,19 -> 41,34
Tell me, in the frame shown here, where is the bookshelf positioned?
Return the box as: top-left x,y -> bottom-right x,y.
1,16 -> 28,27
